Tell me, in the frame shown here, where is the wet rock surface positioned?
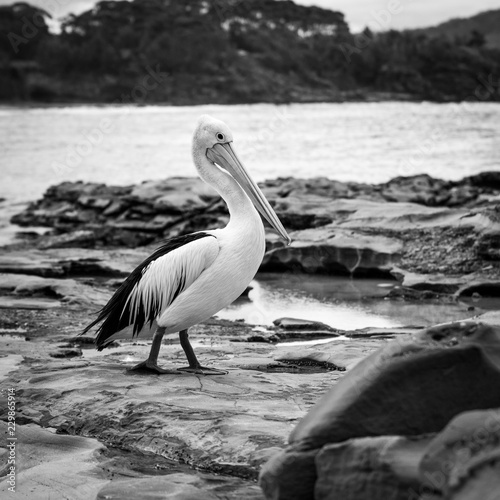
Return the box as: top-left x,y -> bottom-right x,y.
0,298 -> 388,499
0,284 -> 497,499
259,320 -> 500,500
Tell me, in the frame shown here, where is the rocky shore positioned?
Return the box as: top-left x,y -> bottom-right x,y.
1,172 -> 500,499
10,171 -> 500,286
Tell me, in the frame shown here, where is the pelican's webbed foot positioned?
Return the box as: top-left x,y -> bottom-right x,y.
177,366 -> 228,376
128,360 -> 178,375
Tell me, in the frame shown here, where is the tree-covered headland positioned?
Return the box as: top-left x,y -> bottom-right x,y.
1,0 -> 499,104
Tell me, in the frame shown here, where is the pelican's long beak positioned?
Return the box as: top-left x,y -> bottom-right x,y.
207,142 -> 292,245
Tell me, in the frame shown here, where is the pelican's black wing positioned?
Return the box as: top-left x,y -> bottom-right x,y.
82,232 -> 218,350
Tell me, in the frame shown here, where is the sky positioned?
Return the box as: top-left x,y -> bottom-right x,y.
2,0 -> 500,32
299,0 -> 500,31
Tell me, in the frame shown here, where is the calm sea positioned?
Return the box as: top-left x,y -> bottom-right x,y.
1,102 -> 499,205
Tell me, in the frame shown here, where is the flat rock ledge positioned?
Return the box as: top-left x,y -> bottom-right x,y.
259,320 -> 500,500
1,306 -> 498,499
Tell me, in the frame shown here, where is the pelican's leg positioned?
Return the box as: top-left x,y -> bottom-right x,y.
177,329 -> 228,375
129,326 -> 177,374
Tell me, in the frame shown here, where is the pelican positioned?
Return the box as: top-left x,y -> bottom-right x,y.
83,115 -> 291,375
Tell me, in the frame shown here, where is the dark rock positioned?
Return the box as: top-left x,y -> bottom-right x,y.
243,333 -> 279,343
77,195 -> 112,210
273,317 -> 336,332
274,331 -> 338,341
275,351 -> 345,371
292,321 -> 500,444
394,269 -> 500,299
380,174 -> 451,206
475,231 -> 500,260
343,326 -> 421,338
103,200 -> 128,216
69,335 -> 96,345
395,270 -> 500,299
68,335 -> 119,348
458,281 -> 500,298
0,255 -> 65,277
312,408 -> 500,500
386,286 -> 451,301
259,321 -> 500,500
467,171 -> 500,190
0,247 -> 149,279
260,177 -> 354,201
48,347 -> 82,358
273,338 -> 386,374
269,193 -> 340,230
420,409 -> 500,498
38,230 -> 97,249
0,273 -> 109,306
240,285 -> 253,298
10,178 -> 221,247
400,272 -> 464,294
128,177 -> 219,213
262,226 -> 402,277
259,449 -> 318,500
315,436 -> 424,500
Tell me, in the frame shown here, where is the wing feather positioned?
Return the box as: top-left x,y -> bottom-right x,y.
82,232 -> 219,349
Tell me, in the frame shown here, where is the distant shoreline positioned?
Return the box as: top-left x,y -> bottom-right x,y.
3,95 -> 500,110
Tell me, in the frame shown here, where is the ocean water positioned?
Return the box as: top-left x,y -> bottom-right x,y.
1,102 -> 499,205
217,274 -> 478,330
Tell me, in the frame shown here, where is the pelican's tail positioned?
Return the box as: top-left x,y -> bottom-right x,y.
81,276 -> 142,351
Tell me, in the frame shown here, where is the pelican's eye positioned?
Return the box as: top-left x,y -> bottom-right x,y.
216,132 -> 225,142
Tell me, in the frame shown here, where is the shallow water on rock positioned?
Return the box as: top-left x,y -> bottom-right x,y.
217,273 -> 477,330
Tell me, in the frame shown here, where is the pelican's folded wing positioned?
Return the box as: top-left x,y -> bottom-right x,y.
82,232 -> 219,349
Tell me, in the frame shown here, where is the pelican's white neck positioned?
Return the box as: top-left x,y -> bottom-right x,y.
192,144 -> 256,221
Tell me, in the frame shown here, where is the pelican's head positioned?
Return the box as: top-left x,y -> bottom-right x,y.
194,115 -> 234,149
193,115 -> 291,245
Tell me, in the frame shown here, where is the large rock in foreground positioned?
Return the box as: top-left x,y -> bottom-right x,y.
313,408 -> 500,500
259,321 -> 500,499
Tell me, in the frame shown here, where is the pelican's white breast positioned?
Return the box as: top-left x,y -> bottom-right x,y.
158,206 -> 265,333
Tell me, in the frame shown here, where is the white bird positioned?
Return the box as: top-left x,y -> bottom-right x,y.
83,115 -> 291,375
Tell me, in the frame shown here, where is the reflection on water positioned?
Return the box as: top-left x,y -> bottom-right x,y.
217,273 -> 478,330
